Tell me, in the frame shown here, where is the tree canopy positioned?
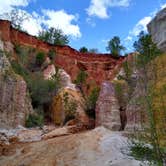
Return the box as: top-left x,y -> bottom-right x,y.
106,36 -> 125,56
133,31 -> 161,62
133,31 -> 161,67
38,27 -> 69,46
79,47 -> 88,53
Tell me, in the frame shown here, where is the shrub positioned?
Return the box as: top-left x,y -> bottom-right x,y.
36,52 -> 45,66
14,43 -> 22,54
25,112 -> 44,128
85,87 -> 100,119
74,70 -> 88,86
63,92 -> 77,124
79,47 -> 88,53
38,27 -> 69,45
11,61 -> 29,79
106,36 -> 125,56
48,49 -> 56,60
133,31 -> 161,66
27,73 -> 59,108
129,140 -> 165,165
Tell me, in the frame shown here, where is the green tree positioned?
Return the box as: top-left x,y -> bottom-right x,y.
133,31 -> 161,65
130,31 -> 164,165
0,8 -> 29,30
89,48 -> 98,53
106,36 -> 125,56
79,47 -> 88,53
74,70 -> 88,86
63,92 -> 77,124
38,27 -> 69,45
36,52 -> 45,66
85,87 -> 100,119
26,73 -> 60,109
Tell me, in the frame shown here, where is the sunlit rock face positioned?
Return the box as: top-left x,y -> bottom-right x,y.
58,69 -> 76,90
96,81 -> 121,131
51,88 -> 92,128
0,51 -> 33,129
43,63 -> 76,90
148,7 -> 166,52
43,64 -> 56,80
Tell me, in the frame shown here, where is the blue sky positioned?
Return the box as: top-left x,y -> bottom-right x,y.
0,0 -> 166,53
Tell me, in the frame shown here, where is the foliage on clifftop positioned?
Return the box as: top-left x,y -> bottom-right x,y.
7,44 -> 60,127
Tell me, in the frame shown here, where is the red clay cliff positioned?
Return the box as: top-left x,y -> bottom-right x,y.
0,20 -> 125,87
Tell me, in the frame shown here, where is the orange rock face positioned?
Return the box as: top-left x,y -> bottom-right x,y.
0,20 -> 126,88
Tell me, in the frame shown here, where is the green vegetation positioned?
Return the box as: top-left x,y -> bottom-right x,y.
128,31 -> 165,165
63,92 -> 77,124
106,36 -> 125,57
9,44 -> 61,127
88,48 -> 98,53
48,49 -> 56,60
27,72 -> 59,108
36,52 -> 45,66
129,140 -> 166,165
38,27 -> 69,45
74,70 -> 88,86
79,47 -> 98,53
11,61 -> 29,78
25,111 -> 44,128
79,47 -> 88,53
85,87 -> 100,119
134,31 -> 161,66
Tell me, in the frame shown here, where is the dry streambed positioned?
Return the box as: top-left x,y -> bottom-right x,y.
0,127 -> 141,166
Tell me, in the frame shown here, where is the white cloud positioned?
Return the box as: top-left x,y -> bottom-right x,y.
86,0 -> 130,19
0,0 -> 81,38
160,3 -> 166,9
124,36 -> 132,42
42,9 -> 81,38
124,16 -> 152,52
0,0 -> 29,13
130,16 -> 152,37
22,12 -> 42,36
86,17 -> 96,27
125,2 -> 166,44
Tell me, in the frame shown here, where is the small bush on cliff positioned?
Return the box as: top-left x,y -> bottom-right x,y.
25,112 -> 44,128
36,52 -> 45,66
48,49 -> 56,60
88,48 -> 98,53
38,27 -> 69,46
27,72 -> 59,108
74,70 -> 88,86
79,47 -> 88,53
14,44 -> 30,66
106,36 -> 125,57
11,61 -> 29,78
85,87 -> 100,119
63,92 -> 77,124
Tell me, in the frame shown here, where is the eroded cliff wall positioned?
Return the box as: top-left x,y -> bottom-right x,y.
148,7 -> 166,52
0,20 -> 125,87
0,50 -> 33,129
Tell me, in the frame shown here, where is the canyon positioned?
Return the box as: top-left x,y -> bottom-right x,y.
0,6 -> 166,166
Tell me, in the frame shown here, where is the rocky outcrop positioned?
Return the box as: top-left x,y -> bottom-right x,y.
51,88 -> 92,128
58,69 -> 76,90
0,127 -> 141,166
0,20 -> 125,87
96,81 -> 121,131
0,50 -> 33,129
148,7 -> 166,52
